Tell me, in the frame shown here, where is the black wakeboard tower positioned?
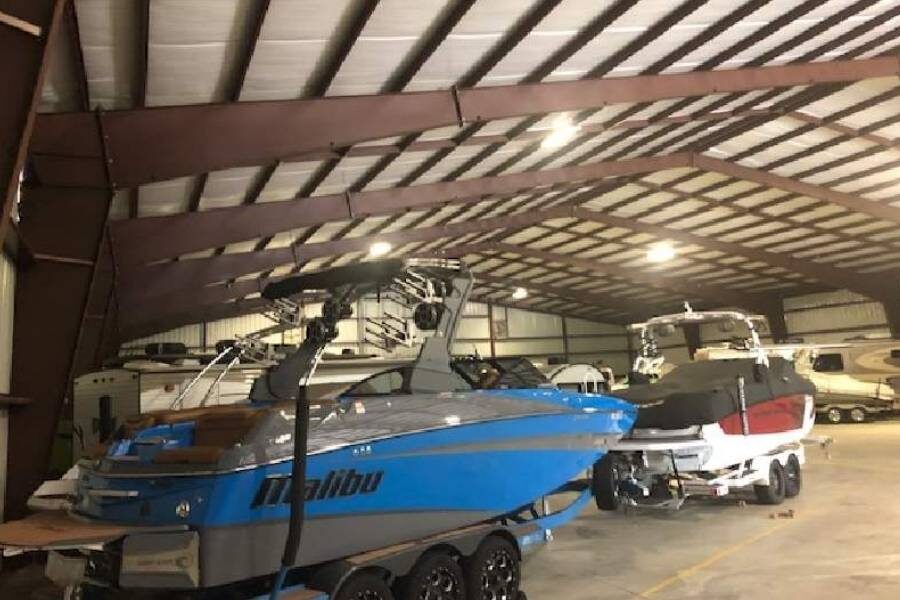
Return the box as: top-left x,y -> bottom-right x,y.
248,257 -> 472,599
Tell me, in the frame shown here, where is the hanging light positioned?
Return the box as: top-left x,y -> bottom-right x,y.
540,117 -> 580,150
511,287 -> 528,300
646,242 -> 676,263
368,241 -> 392,257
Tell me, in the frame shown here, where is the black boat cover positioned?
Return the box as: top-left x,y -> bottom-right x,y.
615,358 -> 815,429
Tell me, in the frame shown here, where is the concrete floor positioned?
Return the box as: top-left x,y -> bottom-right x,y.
2,422 -> 899,599
523,422 -> 900,599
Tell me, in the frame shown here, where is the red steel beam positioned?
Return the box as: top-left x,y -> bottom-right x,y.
0,0 -> 65,245
8,184 -> 111,519
284,108 -> 775,163
117,206 -> 576,303
695,154 -> 900,226
450,242 -> 782,316
569,207 -> 898,301
120,298 -> 273,342
110,154 -> 688,266
29,57 -> 900,188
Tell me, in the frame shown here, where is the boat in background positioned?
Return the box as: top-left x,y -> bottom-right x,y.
0,258 -> 635,597
595,306 -> 815,510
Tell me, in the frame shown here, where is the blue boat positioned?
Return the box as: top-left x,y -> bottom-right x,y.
0,259 -> 635,594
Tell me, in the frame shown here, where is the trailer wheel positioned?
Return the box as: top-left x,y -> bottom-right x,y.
824,408 -> 843,424
784,455 -> 802,498
334,571 -> 395,600
754,460 -> 786,505
463,536 -> 520,600
591,454 -> 620,511
848,407 -> 866,423
400,550 -> 465,600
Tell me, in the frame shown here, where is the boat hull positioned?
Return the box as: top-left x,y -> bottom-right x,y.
62,393 -> 633,588
614,393 -> 815,473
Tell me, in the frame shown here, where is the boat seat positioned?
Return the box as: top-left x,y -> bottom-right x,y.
193,411 -> 263,448
153,447 -> 224,465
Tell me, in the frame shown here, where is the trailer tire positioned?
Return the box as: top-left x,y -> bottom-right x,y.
592,454 -> 620,511
754,460 -> 786,505
463,536 -> 520,600
400,550 -> 465,600
848,407 -> 866,423
334,571 -> 395,600
824,407 -> 843,424
784,455 -> 802,498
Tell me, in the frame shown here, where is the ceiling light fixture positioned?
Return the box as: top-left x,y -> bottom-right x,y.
368,241 -> 392,257
646,242 -> 676,263
511,287 -> 528,300
540,117 -> 580,150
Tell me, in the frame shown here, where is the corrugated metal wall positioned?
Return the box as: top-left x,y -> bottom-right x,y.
124,299 -> 632,374
783,290 -> 891,343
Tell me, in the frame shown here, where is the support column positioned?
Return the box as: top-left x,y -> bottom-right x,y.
6,184 -> 111,519
765,305 -> 788,343
683,323 -> 702,359
884,299 -> 900,338
487,304 -> 496,358
0,0 -> 65,244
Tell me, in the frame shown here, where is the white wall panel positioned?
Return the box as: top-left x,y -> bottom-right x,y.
495,339 -> 564,357
506,308 -> 562,338
463,301 -> 489,316
568,336 -> 629,354
783,290 -> 890,341
566,318 -> 625,336
457,317 -> 490,340
0,253 -> 14,394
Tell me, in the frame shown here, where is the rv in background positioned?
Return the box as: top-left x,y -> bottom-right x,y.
804,339 -> 900,423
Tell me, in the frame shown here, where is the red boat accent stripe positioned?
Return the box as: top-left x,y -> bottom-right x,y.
719,395 -> 807,435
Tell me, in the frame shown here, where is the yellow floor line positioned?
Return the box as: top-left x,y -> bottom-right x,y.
639,518 -> 798,598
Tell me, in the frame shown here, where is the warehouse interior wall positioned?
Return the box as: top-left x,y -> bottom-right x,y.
122,300 -> 633,376
783,291 -> 893,343
0,251 -> 16,521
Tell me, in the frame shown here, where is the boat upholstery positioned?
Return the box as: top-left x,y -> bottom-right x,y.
153,446 -> 225,465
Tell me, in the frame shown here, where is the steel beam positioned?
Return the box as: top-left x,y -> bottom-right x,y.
7,184 -> 110,519
117,206 -> 575,303
569,207 -> 898,301
120,298 -> 272,342
30,57 -> 900,188
450,242 -> 782,316
110,154 -> 689,266
0,0 -> 65,245
695,154 -> 900,226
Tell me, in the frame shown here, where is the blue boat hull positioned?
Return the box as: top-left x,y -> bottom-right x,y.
71,389 -> 634,587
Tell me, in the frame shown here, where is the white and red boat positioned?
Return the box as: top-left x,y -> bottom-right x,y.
595,307 -> 816,510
